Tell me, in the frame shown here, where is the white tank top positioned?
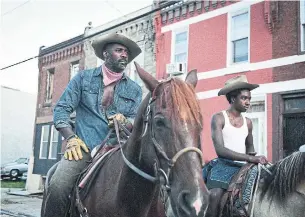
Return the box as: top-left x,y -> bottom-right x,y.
222,110 -> 248,154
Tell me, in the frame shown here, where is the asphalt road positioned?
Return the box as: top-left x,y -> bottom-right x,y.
0,188 -> 42,217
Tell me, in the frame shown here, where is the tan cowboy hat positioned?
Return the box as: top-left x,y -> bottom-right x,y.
218,75 -> 259,96
92,33 -> 142,63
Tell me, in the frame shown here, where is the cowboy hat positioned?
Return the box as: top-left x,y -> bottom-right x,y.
218,75 -> 259,96
92,33 -> 142,63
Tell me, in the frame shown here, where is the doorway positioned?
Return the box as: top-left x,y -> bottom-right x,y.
282,93 -> 305,158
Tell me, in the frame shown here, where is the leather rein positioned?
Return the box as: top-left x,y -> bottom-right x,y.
115,96 -> 205,191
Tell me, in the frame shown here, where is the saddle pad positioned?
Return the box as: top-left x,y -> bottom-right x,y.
234,165 -> 258,209
78,147 -> 120,200
203,158 -> 244,190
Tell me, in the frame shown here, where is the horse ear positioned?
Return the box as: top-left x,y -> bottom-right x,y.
134,62 -> 159,92
185,69 -> 198,88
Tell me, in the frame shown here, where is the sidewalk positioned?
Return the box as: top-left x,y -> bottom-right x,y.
0,188 -> 42,217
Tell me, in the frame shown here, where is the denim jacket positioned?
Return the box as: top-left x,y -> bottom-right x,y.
53,66 -> 142,150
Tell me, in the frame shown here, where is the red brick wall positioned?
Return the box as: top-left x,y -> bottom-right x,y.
272,1 -> 300,59
272,1 -> 305,82
188,14 -> 227,73
36,45 -> 84,119
196,69 -> 273,93
200,97 -> 227,162
250,2 -> 272,63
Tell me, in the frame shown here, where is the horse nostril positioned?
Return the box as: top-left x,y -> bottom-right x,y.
178,190 -> 192,216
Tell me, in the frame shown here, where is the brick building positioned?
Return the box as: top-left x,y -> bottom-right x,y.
33,35 -> 85,175
155,0 -> 305,162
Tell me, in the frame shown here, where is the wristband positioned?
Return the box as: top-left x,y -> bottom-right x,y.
66,134 -> 77,141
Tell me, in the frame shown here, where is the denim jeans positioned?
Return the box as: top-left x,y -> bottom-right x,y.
41,151 -> 91,217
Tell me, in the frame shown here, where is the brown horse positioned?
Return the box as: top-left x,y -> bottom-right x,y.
69,63 -> 209,217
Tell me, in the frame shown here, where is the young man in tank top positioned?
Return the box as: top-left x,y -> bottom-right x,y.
204,75 -> 268,217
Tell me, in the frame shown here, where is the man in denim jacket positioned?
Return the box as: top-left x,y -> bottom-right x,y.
41,33 -> 142,217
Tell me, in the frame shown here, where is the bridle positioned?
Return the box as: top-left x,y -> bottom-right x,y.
116,96 -> 205,191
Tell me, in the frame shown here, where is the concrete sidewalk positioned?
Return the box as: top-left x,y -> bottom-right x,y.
1,188 -> 42,217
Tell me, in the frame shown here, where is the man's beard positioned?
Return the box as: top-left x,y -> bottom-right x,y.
107,59 -> 127,73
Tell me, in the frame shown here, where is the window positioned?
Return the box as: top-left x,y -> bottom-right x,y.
245,98 -> 266,156
229,10 -> 249,64
39,125 -> 59,159
70,61 -> 80,80
171,28 -> 188,80
15,158 -> 28,164
173,30 -> 188,63
39,125 -> 50,159
300,1 -> 305,51
46,68 -> 54,103
48,126 -> 59,159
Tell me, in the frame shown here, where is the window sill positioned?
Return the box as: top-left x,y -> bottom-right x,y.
299,50 -> 305,55
228,60 -> 249,66
225,61 -> 250,75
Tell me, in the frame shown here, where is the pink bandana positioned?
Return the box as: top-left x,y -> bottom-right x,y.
102,64 -> 123,86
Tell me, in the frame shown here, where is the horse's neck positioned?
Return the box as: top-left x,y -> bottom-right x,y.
123,133 -> 156,179
253,183 -> 305,217
117,132 -> 159,216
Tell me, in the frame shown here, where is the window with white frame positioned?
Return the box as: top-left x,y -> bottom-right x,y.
229,10 -> 249,64
173,30 -> 188,63
39,125 -> 50,159
245,99 -> 266,156
48,126 -> 59,159
300,0 -> 305,51
39,125 -> 59,159
70,61 -> 80,80
46,68 -> 54,103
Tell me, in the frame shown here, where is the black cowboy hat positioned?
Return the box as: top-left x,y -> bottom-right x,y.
92,33 -> 142,63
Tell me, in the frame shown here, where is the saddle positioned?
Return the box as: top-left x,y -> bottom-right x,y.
68,121 -> 131,217
219,163 -> 258,217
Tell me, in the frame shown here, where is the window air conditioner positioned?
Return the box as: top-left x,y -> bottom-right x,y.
166,62 -> 186,75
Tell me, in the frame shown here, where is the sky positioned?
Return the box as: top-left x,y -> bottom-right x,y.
0,0 -> 153,94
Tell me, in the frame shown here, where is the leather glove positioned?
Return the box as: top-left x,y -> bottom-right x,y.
108,113 -> 131,128
64,135 -> 89,161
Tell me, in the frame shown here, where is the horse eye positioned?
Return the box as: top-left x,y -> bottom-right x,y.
154,116 -> 165,127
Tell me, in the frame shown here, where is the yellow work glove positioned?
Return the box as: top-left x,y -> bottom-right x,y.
64,135 -> 89,161
108,113 -> 129,128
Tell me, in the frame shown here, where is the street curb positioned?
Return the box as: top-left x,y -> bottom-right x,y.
0,209 -> 38,217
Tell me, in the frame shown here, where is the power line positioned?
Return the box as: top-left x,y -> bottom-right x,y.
105,0 -> 127,18
1,0 -> 31,17
1,1 -> 178,71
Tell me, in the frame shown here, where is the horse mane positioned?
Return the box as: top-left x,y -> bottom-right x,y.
261,151 -> 305,200
156,77 -> 202,129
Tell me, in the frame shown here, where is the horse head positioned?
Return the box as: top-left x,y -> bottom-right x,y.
131,62 -> 209,217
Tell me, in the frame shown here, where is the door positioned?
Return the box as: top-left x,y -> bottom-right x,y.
283,113 -> 305,158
